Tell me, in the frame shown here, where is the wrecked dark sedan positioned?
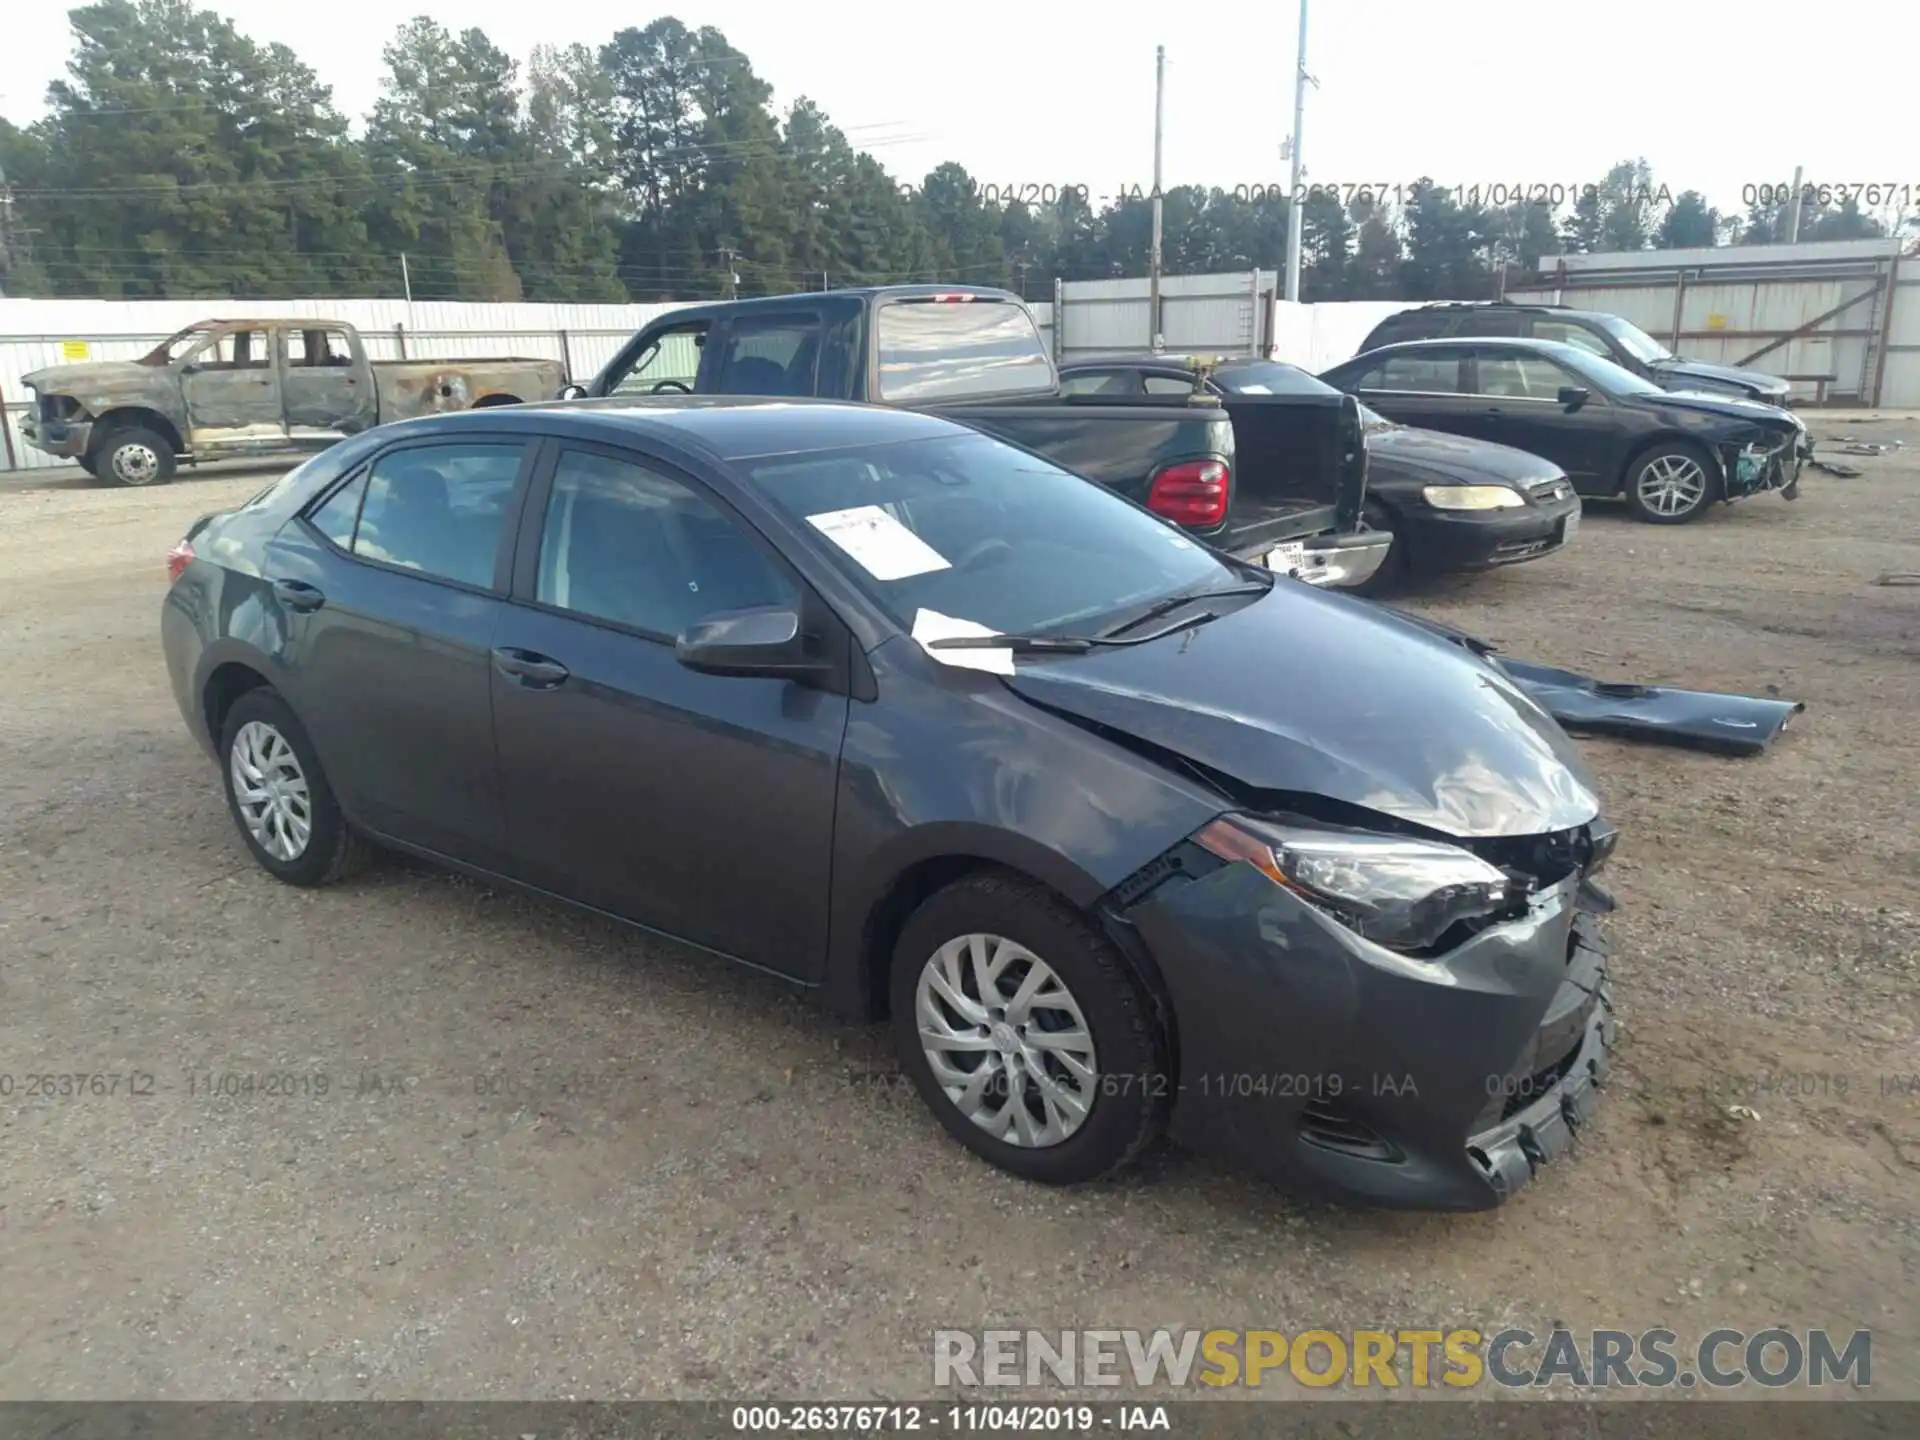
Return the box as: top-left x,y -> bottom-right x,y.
161,396 -> 1616,1211
1320,337 -> 1808,525
1061,353 -> 1581,591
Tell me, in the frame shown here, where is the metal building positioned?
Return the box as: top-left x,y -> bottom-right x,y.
1505,238 -> 1918,407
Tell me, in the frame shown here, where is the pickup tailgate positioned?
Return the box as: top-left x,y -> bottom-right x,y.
1216,390 -> 1369,555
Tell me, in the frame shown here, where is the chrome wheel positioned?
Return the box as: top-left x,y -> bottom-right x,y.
1635,453 -> 1708,516
111,442 -> 161,485
915,933 -> 1099,1148
229,721 -> 312,862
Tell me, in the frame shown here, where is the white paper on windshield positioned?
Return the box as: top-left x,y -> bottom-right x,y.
805,505 -> 951,580
911,609 -> 1015,675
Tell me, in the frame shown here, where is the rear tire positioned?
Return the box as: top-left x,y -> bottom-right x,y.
1624,442 -> 1716,524
218,689 -> 370,887
890,871 -> 1170,1184
94,426 -> 177,488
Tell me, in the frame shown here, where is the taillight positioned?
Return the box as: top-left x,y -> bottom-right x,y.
1146,459 -> 1230,528
167,539 -> 194,582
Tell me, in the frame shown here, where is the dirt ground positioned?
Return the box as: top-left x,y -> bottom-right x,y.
0,426 -> 1915,1404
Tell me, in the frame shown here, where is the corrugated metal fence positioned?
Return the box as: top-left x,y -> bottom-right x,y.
0,298 -> 691,473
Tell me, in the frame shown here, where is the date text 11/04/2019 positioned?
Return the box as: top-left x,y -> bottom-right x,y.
731,1405 -> 1170,1431
893,181 -> 1683,210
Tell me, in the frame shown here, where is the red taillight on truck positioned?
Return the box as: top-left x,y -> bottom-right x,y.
1146,459 -> 1230,528
167,539 -> 195,582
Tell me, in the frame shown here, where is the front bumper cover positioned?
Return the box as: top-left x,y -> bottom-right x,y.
19,413 -> 94,459
1121,858 -> 1612,1210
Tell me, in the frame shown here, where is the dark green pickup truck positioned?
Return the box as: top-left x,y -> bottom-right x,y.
575,285 -> 1389,589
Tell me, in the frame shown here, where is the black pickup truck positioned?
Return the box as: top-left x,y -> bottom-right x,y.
575,285 -> 1390,588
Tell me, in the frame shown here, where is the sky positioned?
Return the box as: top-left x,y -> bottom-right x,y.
4,0 -> 1915,221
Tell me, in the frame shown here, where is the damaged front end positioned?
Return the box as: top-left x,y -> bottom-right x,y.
17,386 -> 95,460
1719,426 -> 1803,501
1107,794 -> 1617,1210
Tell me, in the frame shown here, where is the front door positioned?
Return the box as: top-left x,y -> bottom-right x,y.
262,436 -> 535,867
489,442 -> 848,979
1349,345 -> 1475,433
180,327 -> 288,454
281,326 -> 376,443
1460,349 -> 1618,491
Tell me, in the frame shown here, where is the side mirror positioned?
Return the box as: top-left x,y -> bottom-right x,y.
675,604 -> 832,681
180,362 -> 203,376
558,383 -> 590,401
1558,385 -> 1591,411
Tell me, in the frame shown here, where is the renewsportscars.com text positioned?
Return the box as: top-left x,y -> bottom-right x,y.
933,1326 -> 1871,1390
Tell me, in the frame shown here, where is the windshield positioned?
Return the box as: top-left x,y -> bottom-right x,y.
140,325 -> 217,366
1549,343 -> 1668,396
1592,315 -> 1674,364
874,298 -> 1056,403
745,431 -> 1241,638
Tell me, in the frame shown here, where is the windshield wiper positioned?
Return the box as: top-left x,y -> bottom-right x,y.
927,606 -> 1232,656
1096,579 -> 1272,640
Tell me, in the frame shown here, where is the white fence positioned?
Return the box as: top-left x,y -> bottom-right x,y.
0,298 -> 689,473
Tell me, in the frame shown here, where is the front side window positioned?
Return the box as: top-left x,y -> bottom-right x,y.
1473,352 -> 1575,399
874,298 -> 1055,402
535,449 -> 796,638
349,443 -> 524,587
610,324 -> 709,396
1592,314 -> 1674,363
194,330 -> 272,370
745,430 -> 1238,638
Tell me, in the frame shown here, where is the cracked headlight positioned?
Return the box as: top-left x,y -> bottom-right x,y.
1196,816 -> 1523,953
1421,484 -> 1526,511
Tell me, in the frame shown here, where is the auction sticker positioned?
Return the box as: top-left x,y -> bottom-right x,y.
807,505 -> 951,580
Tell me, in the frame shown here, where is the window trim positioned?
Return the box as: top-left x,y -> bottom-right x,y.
507,437 -> 815,649
293,432 -> 540,597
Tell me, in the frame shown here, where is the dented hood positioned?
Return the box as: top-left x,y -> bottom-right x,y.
1004,584 -> 1601,839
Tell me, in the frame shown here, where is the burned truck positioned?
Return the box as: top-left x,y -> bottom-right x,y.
19,318 -> 566,486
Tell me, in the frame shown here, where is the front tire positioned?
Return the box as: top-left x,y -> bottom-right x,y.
94,426 -> 177,488
1624,442 -> 1716,524
890,872 -> 1170,1184
218,689 -> 369,887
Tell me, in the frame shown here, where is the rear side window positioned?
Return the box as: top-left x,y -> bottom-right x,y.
1450,309 -> 1525,338
1366,353 -> 1464,392
875,299 -> 1055,402
1060,370 -> 1141,397
347,442 -> 525,588
712,314 -> 822,396
1530,320 -> 1612,356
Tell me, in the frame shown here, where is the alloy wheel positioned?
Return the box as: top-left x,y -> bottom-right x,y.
915,933 -> 1099,1148
229,720 -> 313,862
1636,454 -> 1708,516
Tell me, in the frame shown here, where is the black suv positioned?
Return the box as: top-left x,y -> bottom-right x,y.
1356,303 -> 1794,406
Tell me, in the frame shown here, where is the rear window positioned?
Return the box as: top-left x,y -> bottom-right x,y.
874,298 -> 1055,402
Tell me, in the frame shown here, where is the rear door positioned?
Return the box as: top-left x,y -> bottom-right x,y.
1342,346 -> 1474,433
180,326 -> 288,455
262,435 -> 535,868
487,441 -> 848,978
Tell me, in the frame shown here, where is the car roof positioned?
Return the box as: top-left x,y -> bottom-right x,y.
1385,301 -> 1604,319
367,393 -> 972,461
1338,336 -> 1594,359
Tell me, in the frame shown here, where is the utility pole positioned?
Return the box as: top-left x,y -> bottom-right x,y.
1283,0 -> 1310,302
1148,45 -> 1166,352
722,248 -> 739,299
1784,164 -> 1804,244
400,251 -> 413,304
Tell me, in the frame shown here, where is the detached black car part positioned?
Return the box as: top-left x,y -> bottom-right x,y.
1383,608 -> 1805,756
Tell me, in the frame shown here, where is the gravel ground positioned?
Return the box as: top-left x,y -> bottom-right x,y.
0,427 -> 1915,1403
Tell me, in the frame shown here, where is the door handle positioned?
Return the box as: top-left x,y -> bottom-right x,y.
491,647 -> 570,689
271,578 -> 326,612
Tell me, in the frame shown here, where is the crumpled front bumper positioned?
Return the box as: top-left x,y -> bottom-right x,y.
1121,860 -> 1613,1210
19,413 -> 94,459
